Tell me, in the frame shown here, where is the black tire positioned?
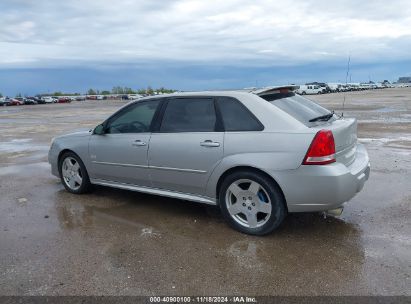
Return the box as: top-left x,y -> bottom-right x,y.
219,171 -> 287,235
59,151 -> 92,194
301,91 -> 306,95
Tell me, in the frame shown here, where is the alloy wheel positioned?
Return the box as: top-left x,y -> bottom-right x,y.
225,179 -> 272,228
61,157 -> 83,191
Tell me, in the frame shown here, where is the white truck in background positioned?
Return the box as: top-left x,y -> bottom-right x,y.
42,96 -> 55,103
327,83 -> 343,92
296,85 -> 323,95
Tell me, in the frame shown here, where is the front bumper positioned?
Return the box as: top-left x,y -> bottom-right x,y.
48,144 -> 60,178
274,143 -> 370,212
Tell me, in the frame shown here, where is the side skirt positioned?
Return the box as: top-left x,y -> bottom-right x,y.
90,178 -> 217,205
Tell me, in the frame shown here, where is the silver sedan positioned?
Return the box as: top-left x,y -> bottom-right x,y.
48,86 -> 370,235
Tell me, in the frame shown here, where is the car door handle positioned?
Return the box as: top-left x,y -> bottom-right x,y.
132,140 -> 147,147
200,140 -> 220,147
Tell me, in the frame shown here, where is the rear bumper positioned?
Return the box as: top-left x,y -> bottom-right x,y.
274,143 -> 370,212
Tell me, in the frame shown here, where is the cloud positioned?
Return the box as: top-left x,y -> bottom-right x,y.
0,0 -> 411,95
0,0 -> 410,68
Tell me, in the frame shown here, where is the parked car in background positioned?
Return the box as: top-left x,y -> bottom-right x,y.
0,97 -> 9,106
7,98 -> 24,106
49,86 -> 370,235
306,82 -> 331,94
128,94 -> 144,100
57,97 -> 71,103
346,83 -> 359,91
327,83 -> 342,92
24,97 -> 37,105
29,96 -> 45,104
42,96 -> 54,103
75,96 -> 86,101
359,83 -> 371,90
338,85 -> 349,92
296,85 -> 323,95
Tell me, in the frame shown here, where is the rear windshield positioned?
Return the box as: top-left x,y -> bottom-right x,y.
260,92 -> 332,126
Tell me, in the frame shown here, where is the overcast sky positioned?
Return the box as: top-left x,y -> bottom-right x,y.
1,0 -> 411,95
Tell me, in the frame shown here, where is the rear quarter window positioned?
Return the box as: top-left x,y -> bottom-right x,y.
217,97 -> 263,131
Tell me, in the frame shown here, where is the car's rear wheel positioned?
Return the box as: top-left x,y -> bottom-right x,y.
219,171 -> 286,235
59,152 -> 91,194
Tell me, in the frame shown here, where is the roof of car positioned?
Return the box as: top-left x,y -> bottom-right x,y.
136,91 -> 248,101
138,85 -> 298,100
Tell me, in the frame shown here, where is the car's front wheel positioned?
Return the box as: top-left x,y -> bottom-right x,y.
219,171 -> 286,235
59,152 -> 91,194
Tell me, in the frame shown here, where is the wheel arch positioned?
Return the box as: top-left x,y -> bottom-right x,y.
57,149 -> 89,175
58,149 -> 78,165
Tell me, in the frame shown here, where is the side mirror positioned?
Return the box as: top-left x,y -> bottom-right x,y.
93,124 -> 106,135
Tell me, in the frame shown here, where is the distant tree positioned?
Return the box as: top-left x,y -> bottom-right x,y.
146,86 -> 154,95
157,87 -> 175,94
124,87 -> 135,94
53,91 -> 63,96
101,90 -> 110,95
111,86 -> 136,94
137,89 -> 146,95
87,89 -> 97,95
16,93 -> 22,97
112,86 -> 123,94
0,92 -> 3,98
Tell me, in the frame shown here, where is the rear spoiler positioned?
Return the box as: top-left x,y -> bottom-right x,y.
246,85 -> 299,96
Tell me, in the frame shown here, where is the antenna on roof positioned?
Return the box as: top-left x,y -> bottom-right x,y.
342,54 -> 351,118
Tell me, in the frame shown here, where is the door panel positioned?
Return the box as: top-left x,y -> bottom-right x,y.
148,97 -> 224,196
89,133 -> 151,186
88,99 -> 161,186
148,132 -> 224,195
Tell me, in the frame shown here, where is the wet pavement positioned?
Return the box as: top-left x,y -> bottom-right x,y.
0,90 -> 410,295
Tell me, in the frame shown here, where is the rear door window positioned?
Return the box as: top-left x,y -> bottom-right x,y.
160,98 -> 216,132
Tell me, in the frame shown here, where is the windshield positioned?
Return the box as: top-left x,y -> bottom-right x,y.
259,92 -> 332,127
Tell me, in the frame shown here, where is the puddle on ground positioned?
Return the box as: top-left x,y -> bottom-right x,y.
0,118 -> 46,124
0,162 -> 50,176
0,138 -> 48,153
359,135 -> 411,146
50,188 -> 367,294
374,107 -> 405,113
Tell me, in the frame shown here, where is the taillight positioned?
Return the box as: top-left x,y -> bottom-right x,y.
302,130 -> 336,165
